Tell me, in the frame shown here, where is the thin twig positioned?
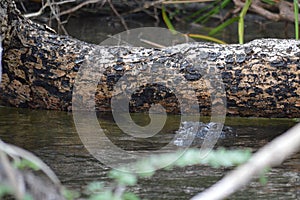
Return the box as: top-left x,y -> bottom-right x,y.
24,0 -> 76,18
126,0 -> 165,14
24,2 -> 49,18
233,0 -> 280,21
48,0 -> 68,34
55,0 -> 76,6
105,34 -> 132,46
153,6 -> 160,26
107,0 -> 129,31
19,1 -> 27,13
140,38 -> 166,48
58,0 -> 104,17
163,0 -> 213,4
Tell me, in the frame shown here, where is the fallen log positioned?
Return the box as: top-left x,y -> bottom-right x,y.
1,0 -> 300,118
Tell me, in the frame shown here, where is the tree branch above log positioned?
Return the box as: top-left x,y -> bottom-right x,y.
233,0 -> 300,22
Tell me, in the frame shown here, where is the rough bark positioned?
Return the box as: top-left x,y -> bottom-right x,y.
1,0 -> 300,118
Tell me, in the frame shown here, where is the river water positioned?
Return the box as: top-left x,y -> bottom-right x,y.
0,106 -> 299,199
1,12 -> 300,199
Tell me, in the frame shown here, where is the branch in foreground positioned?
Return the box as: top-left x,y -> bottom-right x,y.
0,139 -> 64,200
191,122 -> 300,200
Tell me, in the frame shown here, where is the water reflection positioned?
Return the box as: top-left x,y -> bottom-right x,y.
0,106 -> 299,199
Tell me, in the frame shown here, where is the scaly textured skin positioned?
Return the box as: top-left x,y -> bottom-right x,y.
173,121 -> 236,147
1,0 -> 300,117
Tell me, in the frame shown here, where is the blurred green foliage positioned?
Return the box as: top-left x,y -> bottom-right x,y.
162,0 -> 299,44
84,148 -> 251,200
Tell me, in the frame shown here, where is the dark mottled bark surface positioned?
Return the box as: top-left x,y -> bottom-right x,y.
1,1 -> 300,117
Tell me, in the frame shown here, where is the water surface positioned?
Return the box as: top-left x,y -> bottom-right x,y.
0,106 -> 299,199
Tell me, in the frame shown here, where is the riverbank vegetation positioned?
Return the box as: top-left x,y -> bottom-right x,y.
15,0 -> 300,43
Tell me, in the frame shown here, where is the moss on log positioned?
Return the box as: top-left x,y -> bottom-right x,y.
1,0 -> 300,118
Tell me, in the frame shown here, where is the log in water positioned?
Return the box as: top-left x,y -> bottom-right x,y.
1,0 -> 300,118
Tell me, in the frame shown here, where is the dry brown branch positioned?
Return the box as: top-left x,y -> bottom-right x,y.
233,0 -> 280,21
278,0 -> 299,22
163,0 -> 213,4
252,0 -> 278,11
23,1 -> 49,18
19,1 -> 27,12
23,0 -> 76,18
191,123 -> 300,200
58,0 -> 104,17
127,0 -> 165,14
107,0 -> 129,31
47,0 -> 68,34
250,0 -> 280,21
23,0 -> 78,34
233,0 -> 300,23
153,6 -> 160,25
55,0 -> 77,6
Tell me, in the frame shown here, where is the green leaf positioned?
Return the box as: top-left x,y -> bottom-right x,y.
187,33 -> 226,44
86,182 -> 104,194
123,192 -> 140,200
109,170 -> 137,186
23,194 -> 34,200
259,174 -> 268,186
209,17 -> 239,36
62,188 -> 80,200
135,160 -> 156,178
102,148 -> 252,200
13,159 -> 40,171
162,5 -> 177,35
175,149 -> 199,167
239,0 -> 252,44
89,190 -> 114,200
294,0 -> 299,40
185,2 -> 215,21
259,167 -> 270,185
261,0 -> 276,5
0,184 -> 12,198
0,184 -> 34,200
193,0 -> 231,24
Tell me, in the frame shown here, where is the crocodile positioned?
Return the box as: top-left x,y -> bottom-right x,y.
173,121 -> 236,147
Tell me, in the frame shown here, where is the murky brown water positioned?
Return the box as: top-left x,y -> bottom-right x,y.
0,106 -> 299,199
